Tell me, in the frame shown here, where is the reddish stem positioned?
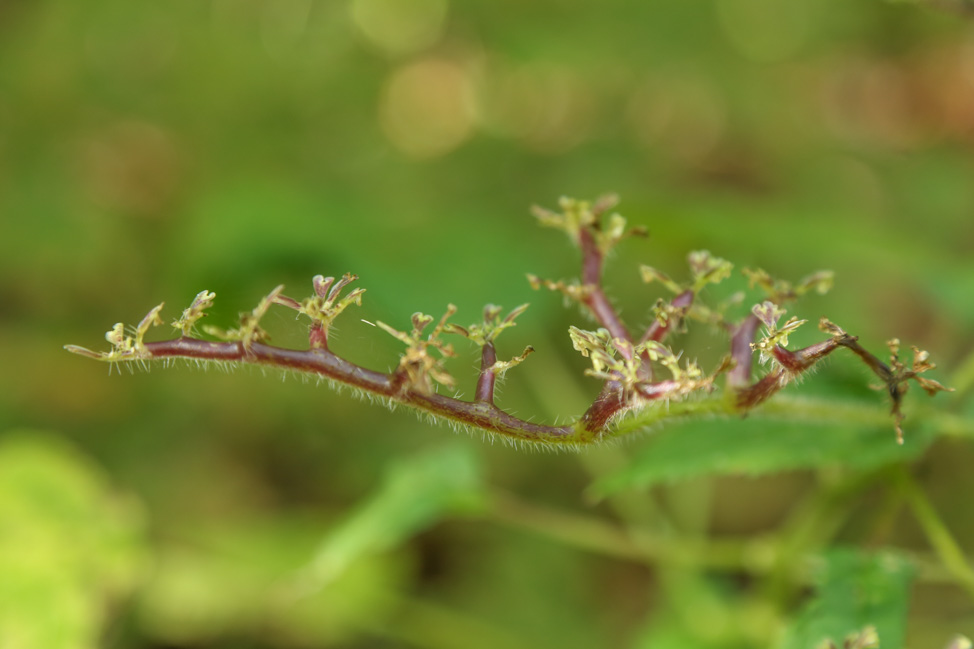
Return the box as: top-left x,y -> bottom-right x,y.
733,332 -> 898,413
309,322 -> 328,350
578,228 -> 631,345
142,338 -> 576,442
579,382 -> 627,434
573,227 -> 634,427
735,369 -> 787,409
476,343 -> 498,404
727,314 -> 761,388
640,289 -> 695,344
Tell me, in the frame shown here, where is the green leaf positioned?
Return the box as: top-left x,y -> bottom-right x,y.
0,431 -> 147,649
778,549 -> 914,649
301,444 -> 485,589
591,398 -> 936,497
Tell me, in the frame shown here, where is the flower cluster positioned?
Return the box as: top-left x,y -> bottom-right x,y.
377,308 -> 459,393
274,274 -> 365,350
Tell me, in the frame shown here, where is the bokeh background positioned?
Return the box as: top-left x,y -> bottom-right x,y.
2,0 -> 974,647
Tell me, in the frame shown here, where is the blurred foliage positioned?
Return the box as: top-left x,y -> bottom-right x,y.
0,432 -> 146,649
3,0 -> 974,647
590,401 -> 939,498
301,444 -> 485,590
780,549 -> 914,649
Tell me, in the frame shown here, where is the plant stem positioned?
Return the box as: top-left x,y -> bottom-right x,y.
138,337 -> 580,443
66,197 -> 957,447
70,330 -> 973,445
489,489 -> 971,591
897,469 -> 974,601
488,490 -> 755,572
577,228 -> 631,344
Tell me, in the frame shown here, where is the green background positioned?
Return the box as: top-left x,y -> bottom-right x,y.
2,0 -> 973,647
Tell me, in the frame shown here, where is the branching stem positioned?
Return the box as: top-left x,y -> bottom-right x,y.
66,195 -> 951,447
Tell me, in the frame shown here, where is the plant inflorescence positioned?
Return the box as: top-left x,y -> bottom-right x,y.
65,196 -> 951,446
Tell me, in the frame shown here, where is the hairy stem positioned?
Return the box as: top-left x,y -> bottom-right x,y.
577,228 -> 631,345
475,343 -> 498,404
141,337 -> 578,443
67,196 -> 952,447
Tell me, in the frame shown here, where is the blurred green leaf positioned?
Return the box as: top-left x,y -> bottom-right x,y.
778,549 -> 914,649
0,430 -> 147,649
591,401 -> 936,497
137,513 -> 403,646
300,443 -> 486,589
